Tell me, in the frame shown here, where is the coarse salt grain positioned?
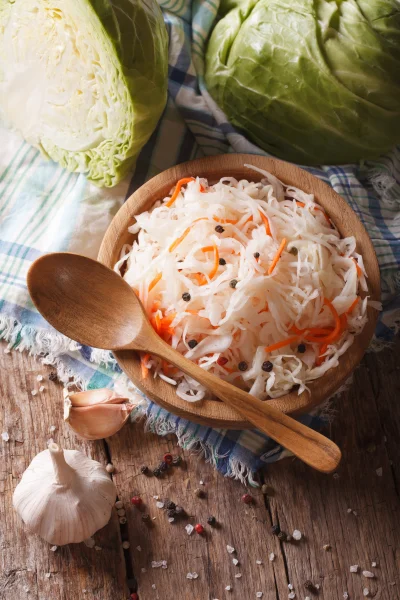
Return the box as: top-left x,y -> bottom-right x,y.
371,561 -> 377,567
256,560 -> 262,565
23,586 -> 30,593
269,553 -> 275,562
256,593 -> 263,598
292,529 -> 302,541
305,597 -> 311,600
39,385 -> 45,392
31,390 -> 37,396
122,541 -> 130,549
1,432 -> 9,442
376,467 -> 383,476
156,501 -> 164,509
347,508 -> 353,513
153,495 -> 159,500
185,524 -> 194,535
105,463 -> 114,473
37,375 -> 43,381
226,545 -> 235,554
50,546 -> 58,552
288,584 -> 293,589
333,473 -> 340,479
115,500 -> 124,509
168,517 -> 175,523
152,561 -> 165,568
363,588 -> 370,597
343,593 -> 349,599
288,592 -> 296,599
94,546 -> 102,551
151,584 -> 156,590
49,425 -> 56,433
362,571 -> 375,579
141,568 -> 147,573
315,584 -> 320,590
353,511 -> 358,516
136,546 -> 142,552
235,573 -> 242,579
350,565 -> 359,573
4,347 -> 10,354
162,561 -> 168,569
225,586 -> 231,591
199,480 -> 204,485
232,559 -> 239,566
45,573 -> 51,579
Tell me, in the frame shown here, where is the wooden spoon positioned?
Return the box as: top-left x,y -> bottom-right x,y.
27,252 -> 341,473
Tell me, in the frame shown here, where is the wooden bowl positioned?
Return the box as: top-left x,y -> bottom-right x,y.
98,154 -> 380,428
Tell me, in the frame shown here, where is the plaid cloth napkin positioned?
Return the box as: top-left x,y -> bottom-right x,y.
1,0 -> 399,484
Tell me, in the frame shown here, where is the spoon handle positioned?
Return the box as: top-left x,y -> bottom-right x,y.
143,337 -> 341,474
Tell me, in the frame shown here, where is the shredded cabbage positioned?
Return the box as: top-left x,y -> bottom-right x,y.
116,165 -> 371,401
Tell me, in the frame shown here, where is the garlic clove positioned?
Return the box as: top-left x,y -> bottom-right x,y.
65,402 -> 134,440
13,443 -> 116,545
64,388 -> 129,407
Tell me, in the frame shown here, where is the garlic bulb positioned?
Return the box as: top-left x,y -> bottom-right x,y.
64,388 -> 135,440
13,443 -> 116,545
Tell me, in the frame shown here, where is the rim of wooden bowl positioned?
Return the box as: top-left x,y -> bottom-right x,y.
98,154 -> 380,429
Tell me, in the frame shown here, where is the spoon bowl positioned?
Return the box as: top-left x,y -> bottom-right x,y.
28,252 -> 342,473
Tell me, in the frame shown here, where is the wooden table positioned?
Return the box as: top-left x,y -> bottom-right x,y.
1,339 -> 399,600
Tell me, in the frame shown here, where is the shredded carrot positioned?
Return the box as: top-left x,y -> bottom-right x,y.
140,353 -> 151,379
296,201 -> 305,208
339,314 -> 347,331
201,246 -> 214,253
268,238 -> 287,275
150,301 -> 161,312
290,324 -> 306,335
320,298 -> 342,344
213,215 -> 238,225
148,273 -> 162,292
194,273 -> 206,285
165,177 -> 195,208
316,343 -> 328,367
258,210 -> 272,236
162,359 -> 170,375
199,184 -> 205,192
185,309 -> 198,315
264,335 -> 299,353
353,258 -> 363,277
169,218 -> 207,252
154,311 -> 162,332
243,215 -> 254,226
258,302 -> 269,314
345,296 -> 360,315
208,244 -> 219,280
222,365 -> 235,374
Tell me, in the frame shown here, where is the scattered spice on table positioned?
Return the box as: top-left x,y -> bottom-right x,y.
278,531 -> 287,541
226,545 -> 235,554
371,561 -> 377,567
304,581 -> 315,591
120,517 -> 127,524
269,553 -> 275,561
323,544 -> 331,551
376,467 -> 383,476
242,493 -> 253,504
207,516 -> 216,526
194,523 -> 204,534
106,463 -> 115,473
271,524 -> 280,535
288,593 -> 296,599
350,565 -> 359,573
186,572 -> 199,579
225,585 -> 232,591
48,372 -> 58,381
50,546 -> 58,552
235,573 -> 242,579
1,432 -> 9,442
140,466 -> 149,474
195,488 -> 206,498
185,524 -> 194,535
363,588 -> 370,597
256,593 -> 263,598
122,541 -> 130,549
131,496 -> 143,507
362,571 -> 375,579
256,560 -> 262,565
141,514 -> 150,522
156,501 -> 164,509
232,558 -> 239,566
292,529 -> 302,540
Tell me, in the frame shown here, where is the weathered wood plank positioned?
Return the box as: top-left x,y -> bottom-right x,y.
0,347 -> 127,600
1,338 -> 400,600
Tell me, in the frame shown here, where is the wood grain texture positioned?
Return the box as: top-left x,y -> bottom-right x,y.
98,153 -> 380,429
0,349 -> 128,600
1,339 -> 399,600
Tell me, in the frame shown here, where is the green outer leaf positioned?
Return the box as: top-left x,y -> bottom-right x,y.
205,0 -> 400,165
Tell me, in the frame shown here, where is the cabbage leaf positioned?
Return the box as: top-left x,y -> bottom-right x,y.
0,0 -> 168,186
205,0 -> 400,165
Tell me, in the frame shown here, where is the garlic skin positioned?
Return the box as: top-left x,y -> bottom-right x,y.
13,443 -> 117,545
64,388 -> 135,440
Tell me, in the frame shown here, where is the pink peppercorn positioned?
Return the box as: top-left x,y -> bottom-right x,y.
217,356 -> 228,366
163,453 -> 173,464
242,493 -> 253,504
131,496 -> 142,507
194,523 -> 205,534
130,594 -> 139,600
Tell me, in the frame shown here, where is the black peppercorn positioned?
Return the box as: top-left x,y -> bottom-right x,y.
167,509 -> 176,518
207,516 -> 216,526
219,258 -> 226,266
297,343 -> 306,353
289,247 -> 298,256
277,531 -> 287,541
188,339 -> 198,349
165,500 -> 176,510
48,372 -> 58,382
262,361 -> 273,372
238,361 -> 248,372
304,581 -> 316,592
194,488 -> 206,498
253,252 -> 260,259
215,225 -> 224,233
140,465 -> 149,474
182,292 -> 191,302
141,513 -> 150,522
271,524 -> 280,536
172,455 -> 182,466
159,461 -> 168,472
229,279 -> 238,289
153,467 -> 161,477
174,505 -> 184,515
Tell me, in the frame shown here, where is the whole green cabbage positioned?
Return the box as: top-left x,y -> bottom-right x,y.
205,0 -> 400,165
0,0 -> 168,187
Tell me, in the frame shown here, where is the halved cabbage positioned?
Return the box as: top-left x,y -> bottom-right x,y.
0,0 -> 168,186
